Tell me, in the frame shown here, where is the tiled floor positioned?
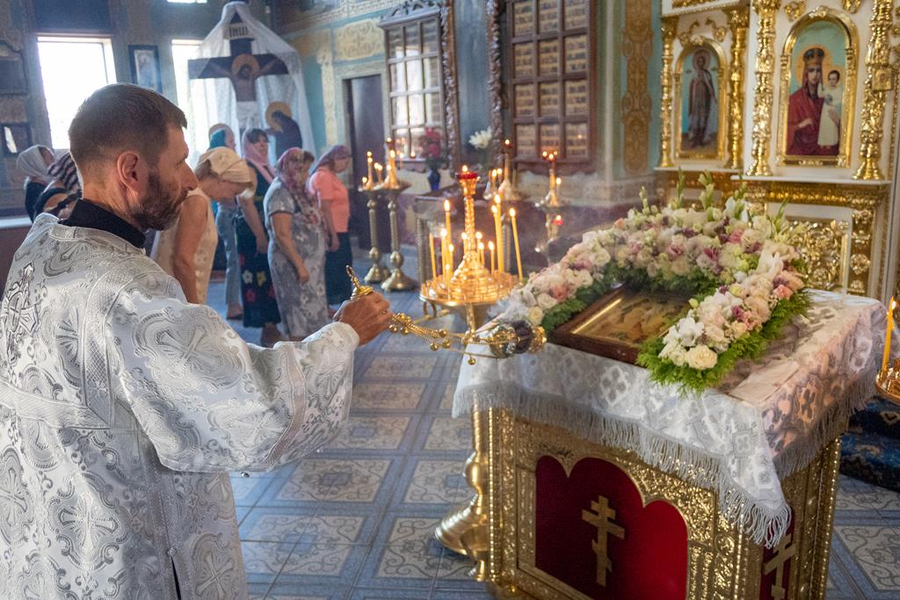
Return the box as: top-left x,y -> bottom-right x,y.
207,253 -> 900,599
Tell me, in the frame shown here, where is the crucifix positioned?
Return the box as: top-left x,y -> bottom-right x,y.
582,495 -> 625,587
763,532 -> 796,600
188,12 -> 289,129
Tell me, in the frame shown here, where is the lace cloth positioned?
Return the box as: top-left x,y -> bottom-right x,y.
454,291 -> 884,547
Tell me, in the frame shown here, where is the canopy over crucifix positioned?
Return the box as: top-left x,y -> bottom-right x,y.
188,12 -> 289,127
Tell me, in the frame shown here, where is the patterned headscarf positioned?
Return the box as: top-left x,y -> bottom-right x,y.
16,145 -> 52,188
309,144 -> 350,175
241,128 -> 274,184
48,151 -> 81,195
275,148 -> 314,197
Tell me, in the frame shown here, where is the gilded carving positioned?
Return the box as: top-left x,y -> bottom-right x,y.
842,0 -> 863,13
442,2 -> 461,173
659,17 -> 678,168
486,411 -> 843,600
673,0 -> 722,7
708,18 -> 728,43
747,0 -> 782,176
784,1 -> 806,21
743,180 -> 886,296
582,496 -> 625,586
786,218 -> 850,291
854,0 -> 894,180
486,0 -> 504,168
622,0 -> 653,175
334,19 -> 383,62
725,7 -> 749,170
776,9 -> 858,168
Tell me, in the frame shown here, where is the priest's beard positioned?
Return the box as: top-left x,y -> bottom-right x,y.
130,170 -> 188,231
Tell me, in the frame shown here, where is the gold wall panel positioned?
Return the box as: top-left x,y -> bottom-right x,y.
622,0 -> 654,176
785,217 -> 850,291
747,0 -> 782,176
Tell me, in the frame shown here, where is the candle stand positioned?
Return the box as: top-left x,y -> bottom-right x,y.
359,188 -> 390,284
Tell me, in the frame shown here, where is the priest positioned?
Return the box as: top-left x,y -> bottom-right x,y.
0,84 -> 391,600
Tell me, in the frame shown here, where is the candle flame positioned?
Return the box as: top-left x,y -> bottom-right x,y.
461,165 -> 468,173
488,241 -> 495,250
509,208 -> 517,217
444,199 -> 450,211
475,231 -> 483,241
893,298 -> 897,310
478,242 -> 484,250
440,228 -> 447,238
504,139 -> 511,146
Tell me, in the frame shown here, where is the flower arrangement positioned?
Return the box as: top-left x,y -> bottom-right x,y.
496,173 -> 809,394
468,128 -> 492,172
421,127 -> 446,172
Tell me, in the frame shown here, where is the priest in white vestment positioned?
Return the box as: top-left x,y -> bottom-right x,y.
0,84 -> 391,600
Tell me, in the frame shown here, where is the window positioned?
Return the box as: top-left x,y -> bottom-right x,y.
383,14 -> 445,158
37,37 -> 116,148
507,0 -> 594,168
171,39 -> 210,158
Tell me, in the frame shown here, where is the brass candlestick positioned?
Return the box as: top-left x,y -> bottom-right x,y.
359,188 -> 389,283
495,139 -> 522,204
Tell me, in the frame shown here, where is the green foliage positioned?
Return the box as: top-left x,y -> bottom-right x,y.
636,290 -> 811,395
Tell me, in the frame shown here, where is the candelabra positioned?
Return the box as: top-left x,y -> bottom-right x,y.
877,297 -> 900,405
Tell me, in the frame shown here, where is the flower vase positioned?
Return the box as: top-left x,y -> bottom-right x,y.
427,167 -> 441,191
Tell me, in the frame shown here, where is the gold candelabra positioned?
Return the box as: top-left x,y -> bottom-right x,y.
358,151 -> 389,283
877,297 -> 900,405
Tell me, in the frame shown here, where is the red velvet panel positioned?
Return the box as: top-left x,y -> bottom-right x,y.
535,456 -> 688,600
759,515 -> 795,600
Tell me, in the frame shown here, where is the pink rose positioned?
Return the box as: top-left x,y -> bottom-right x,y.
728,229 -> 743,244
774,284 -> 792,300
550,285 -> 569,301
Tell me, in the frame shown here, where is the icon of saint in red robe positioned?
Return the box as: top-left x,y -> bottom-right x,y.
786,47 -> 838,157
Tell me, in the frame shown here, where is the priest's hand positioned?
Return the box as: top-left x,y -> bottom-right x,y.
333,292 -> 392,346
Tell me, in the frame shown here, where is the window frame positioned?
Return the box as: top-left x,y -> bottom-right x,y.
381,8 -> 447,164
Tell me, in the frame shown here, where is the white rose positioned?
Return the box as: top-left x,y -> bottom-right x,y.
672,257 -> 691,276
536,293 -> 557,311
526,306 -> 544,325
591,246 -> 611,267
685,344 -> 718,370
573,269 -> 594,288
659,340 -> 687,366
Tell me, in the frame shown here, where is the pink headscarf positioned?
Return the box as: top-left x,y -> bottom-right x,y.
241,129 -> 274,184
275,148 -> 313,197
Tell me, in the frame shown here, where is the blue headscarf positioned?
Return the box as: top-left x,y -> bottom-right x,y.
208,129 -> 228,149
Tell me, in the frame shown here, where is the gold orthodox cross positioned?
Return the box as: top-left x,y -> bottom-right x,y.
763,532 -> 796,600
581,495 -> 625,587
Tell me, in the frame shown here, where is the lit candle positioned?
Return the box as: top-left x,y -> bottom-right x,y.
556,176 -> 561,190
488,240 -> 495,274
443,199 -> 452,243
884,297 -> 896,371
510,207 -> 523,282
367,151 -> 373,182
429,232 -> 437,280
448,243 -> 455,274
491,203 -> 503,273
478,241 -> 485,266
362,176 -> 368,188
374,163 -> 384,184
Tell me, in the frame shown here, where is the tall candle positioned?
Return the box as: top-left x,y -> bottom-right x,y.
367,151 -> 373,182
510,207 -> 523,282
884,297 -> 896,370
440,228 -> 449,281
488,241 -> 495,274
374,163 -> 384,184
478,241 -> 485,266
448,243 -> 455,275
492,203 -> 503,273
429,232 -> 437,280
444,199 -> 452,244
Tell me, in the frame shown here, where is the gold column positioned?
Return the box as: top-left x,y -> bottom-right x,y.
725,7 -> 749,170
659,17 -> 677,168
853,0 -> 894,180
747,0 -> 781,176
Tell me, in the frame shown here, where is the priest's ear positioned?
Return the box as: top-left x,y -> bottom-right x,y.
113,150 -> 151,199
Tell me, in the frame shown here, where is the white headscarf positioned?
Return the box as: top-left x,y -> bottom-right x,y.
16,145 -> 52,188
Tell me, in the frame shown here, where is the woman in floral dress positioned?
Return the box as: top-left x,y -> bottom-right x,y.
265,148 -> 329,341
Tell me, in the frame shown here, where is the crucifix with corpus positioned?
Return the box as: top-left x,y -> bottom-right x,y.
188,11 -> 289,132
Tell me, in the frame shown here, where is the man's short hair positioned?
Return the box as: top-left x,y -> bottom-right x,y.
69,84 -> 187,176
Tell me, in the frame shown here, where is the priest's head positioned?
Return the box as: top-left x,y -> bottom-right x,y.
68,84 -> 198,231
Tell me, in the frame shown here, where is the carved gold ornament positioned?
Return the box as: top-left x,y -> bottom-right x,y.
786,218 -> 850,291
842,0 -> 863,13
725,7 -> 750,170
784,1 -> 806,21
581,496 -> 625,587
660,17 -> 678,168
854,0 -> 894,180
748,0 -> 782,176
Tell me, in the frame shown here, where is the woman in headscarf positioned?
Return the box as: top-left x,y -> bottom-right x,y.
236,128 -> 283,347
34,151 -> 81,219
208,125 -> 242,319
152,147 -> 255,305
307,144 -> 353,304
264,148 -> 327,341
17,145 -> 54,220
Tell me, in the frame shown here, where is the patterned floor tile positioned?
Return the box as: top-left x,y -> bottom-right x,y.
437,383 -> 455,413
325,416 -> 413,452
266,582 -> 349,599
837,476 -> 900,512
422,416 -> 472,452
242,541 -> 294,585
273,458 -> 392,503
352,383 -> 428,411
401,459 -> 469,505
364,355 -> 439,380
232,475 -> 278,507
274,542 -> 370,587
371,517 -> 444,586
834,525 -> 900,592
